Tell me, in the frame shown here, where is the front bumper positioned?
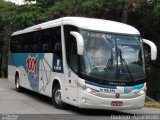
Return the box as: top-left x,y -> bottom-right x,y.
78,89 -> 145,110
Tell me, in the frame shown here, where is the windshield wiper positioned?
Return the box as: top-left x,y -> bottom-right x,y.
106,48 -> 113,70
119,50 -> 134,81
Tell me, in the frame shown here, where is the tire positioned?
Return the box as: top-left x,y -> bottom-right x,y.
15,74 -> 22,92
52,84 -> 66,109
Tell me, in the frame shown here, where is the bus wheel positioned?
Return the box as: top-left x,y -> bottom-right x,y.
52,85 -> 66,109
15,75 -> 22,92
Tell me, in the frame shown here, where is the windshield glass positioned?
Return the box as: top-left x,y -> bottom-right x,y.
80,30 -> 145,81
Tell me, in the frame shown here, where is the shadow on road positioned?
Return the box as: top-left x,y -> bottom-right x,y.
66,105 -> 133,116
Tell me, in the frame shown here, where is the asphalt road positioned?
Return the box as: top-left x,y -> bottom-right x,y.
0,78 -> 160,120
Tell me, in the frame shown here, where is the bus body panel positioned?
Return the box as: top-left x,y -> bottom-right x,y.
64,69 -> 78,106
8,52 -> 65,97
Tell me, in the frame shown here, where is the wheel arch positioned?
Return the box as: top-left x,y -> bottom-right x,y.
51,77 -> 66,108
15,70 -> 20,84
51,77 -> 65,101
52,77 -> 61,91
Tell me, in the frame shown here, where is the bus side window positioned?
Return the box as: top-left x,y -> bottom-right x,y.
55,43 -> 62,51
54,43 -> 62,58
41,27 -> 62,53
11,35 -> 23,52
25,45 -> 30,52
32,44 -> 37,51
43,43 -> 49,51
51,27 -> 62,54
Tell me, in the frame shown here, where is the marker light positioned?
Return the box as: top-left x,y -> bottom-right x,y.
82,98 -> 87,103
139,90 -> 145,95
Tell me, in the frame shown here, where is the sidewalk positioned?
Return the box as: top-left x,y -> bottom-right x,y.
145,96 -> 160,109
144,103 -> 160,108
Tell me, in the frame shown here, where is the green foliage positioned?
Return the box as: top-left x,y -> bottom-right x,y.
82,0 -> 106,9
47,0 -> 84,18
0,17 -> 4,50
153,4 -> 160,16
36,0 -> 56,8
5,5 -> 46,29
48,0 -> 70,16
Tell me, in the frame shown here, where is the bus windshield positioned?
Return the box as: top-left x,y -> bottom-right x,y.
80,30 -> 145,81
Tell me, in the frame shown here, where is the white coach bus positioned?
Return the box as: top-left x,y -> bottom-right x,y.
8,17 -> 157,110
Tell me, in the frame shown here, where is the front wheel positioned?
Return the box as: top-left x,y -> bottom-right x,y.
52,85 -> 66,109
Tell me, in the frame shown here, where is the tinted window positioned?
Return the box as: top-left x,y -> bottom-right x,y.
10,27 -> 62,53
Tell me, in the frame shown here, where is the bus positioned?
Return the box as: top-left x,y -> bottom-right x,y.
8,17 -> 157,110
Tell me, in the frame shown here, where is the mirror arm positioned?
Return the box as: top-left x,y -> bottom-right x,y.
70,31 -> 84,55
143,39 -> 157,60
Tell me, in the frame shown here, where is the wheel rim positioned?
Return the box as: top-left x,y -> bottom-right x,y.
54,89 -> 62,105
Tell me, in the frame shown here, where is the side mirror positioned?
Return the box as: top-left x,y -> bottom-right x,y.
143,39 -> 157,60
70,31 -> 84,55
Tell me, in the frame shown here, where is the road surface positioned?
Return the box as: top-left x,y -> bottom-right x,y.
0,78 -> 160,120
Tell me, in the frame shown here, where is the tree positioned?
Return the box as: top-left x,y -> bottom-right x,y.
0,17 -> 4,50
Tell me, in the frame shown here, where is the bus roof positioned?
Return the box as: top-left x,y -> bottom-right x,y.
12,17 -> 140,36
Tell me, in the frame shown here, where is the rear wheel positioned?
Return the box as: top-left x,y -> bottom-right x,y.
15,74 -> 22,92
52,84 -> 66,109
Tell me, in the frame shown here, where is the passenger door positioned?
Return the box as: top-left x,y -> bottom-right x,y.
64,25 -> 78,106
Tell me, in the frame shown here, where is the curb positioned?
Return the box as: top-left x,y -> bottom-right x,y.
144,103 -> 160,109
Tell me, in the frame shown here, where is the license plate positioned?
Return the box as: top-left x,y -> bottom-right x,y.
111,101 -> 123,106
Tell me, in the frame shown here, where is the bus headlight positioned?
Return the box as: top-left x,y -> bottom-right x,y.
78,83 -> 99,94
86,88 -> 92,93
84,87 -> 98,94
135,89 -> 146,95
